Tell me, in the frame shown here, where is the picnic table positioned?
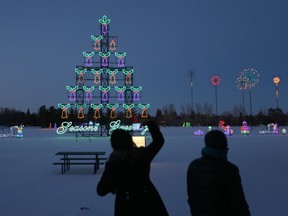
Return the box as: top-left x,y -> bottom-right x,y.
53,151 -> 107,174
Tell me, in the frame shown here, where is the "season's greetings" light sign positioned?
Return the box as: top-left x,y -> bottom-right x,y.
56,120 -> 148,135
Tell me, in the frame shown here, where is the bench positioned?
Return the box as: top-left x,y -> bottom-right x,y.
53,151 -> 107,174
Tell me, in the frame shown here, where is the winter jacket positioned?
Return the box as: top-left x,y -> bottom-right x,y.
187,149 -> 250,216
97,126 -> 169,216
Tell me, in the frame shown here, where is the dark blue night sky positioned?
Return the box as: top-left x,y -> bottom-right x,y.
1,0 -> 288,115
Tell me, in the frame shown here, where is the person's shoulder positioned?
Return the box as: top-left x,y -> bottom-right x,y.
225,160 -> 240,172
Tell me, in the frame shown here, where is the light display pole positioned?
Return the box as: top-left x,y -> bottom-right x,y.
211,75 -> 221,116
273,77 -> 280,109
58,15 -> 150,136
240,68 -> 259,116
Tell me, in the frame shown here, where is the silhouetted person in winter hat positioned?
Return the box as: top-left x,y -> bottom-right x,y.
97,121 -> 169,216
187,130 -> 250,216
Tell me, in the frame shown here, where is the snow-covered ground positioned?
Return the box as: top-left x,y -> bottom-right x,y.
1,126 -> 288,216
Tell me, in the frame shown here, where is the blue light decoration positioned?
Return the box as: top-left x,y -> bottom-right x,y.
75,104 -> 86,119
58,103 -> 70,119
115,52 -> 126,67
138,104 -> 150,118
91,68 -> 103,84
122,69 -> 134,84
91,35 -> 103,51
75,68 -> 87,84
66,86 -> 78,102
115,86 -> 126,101
123,103 -> 134,118
107,103 -> 119,119
90,104 -> 103,119
99,52 -> 111,67
99,86 -> 110,101
99,15 -> 110,35
194,129 -> 204,136
82,52 -> 95,67
131,86 -> 142,100
83,86 -> 95,101
107,69 -> 118,84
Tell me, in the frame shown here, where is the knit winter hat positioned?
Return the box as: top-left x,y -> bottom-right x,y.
204,130 -> 228,149
110,129 -> 134,151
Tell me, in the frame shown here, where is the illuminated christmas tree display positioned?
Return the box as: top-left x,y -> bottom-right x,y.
58,15 -> 150,136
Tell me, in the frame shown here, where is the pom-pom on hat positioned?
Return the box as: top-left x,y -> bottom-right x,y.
204,130 -> 228,149
110,129 -> 134,151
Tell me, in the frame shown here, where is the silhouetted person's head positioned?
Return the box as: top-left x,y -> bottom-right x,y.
205,130 -> 228,150
110,129 -> 134,151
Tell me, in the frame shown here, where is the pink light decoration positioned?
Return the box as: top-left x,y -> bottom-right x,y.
86,56 -> 92,67
69,91 -> 76,101
118,90 -> 124,101
102,57 -> 108,67
134,91 -> 140,100
118,57 -> 124,67
86,90 -> 92,101
211,75 -> 221,86
102,23 -> 108,35
102,91 -> 108,101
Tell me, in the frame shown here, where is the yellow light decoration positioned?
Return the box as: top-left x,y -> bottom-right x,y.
110,39 -> 116,51
273,77 -> 280,86
94,73 -> 101,84
126,109 -> 133,118
61,109 -> 68,119
141,109 -> 148,118
125,74 -> 132,85
110,73 -> 116,84
78,108 -> 85,119
94,109 -> 101,119
110,108 -> 117,119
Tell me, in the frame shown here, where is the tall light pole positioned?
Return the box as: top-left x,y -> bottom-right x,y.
273,77 -> 280,109
211,75 -> 221,116
188,69 -> 195,113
